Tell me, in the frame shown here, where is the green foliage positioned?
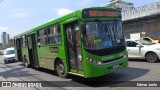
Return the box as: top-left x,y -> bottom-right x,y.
4,39 -> 14,49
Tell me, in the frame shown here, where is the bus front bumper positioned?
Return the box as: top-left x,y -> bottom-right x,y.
84,57 -> 128,78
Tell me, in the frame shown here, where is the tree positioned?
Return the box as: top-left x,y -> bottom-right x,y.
4,39 -> 14,49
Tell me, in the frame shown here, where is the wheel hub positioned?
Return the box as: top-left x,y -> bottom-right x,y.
58,64 -> 65,74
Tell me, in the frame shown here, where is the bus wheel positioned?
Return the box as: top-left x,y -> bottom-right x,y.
56,60 -> 67,78
145,52 -> 158,63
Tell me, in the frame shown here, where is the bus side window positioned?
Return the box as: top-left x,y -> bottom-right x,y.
22,36 -> 25,47
74,25 -> 80,46
66,26 -> 73,46
47,27 -> 54,45
47,24 -> 61,45
22,35 -> 28,47
38,29 -> 47,46
53,24 -> 61,45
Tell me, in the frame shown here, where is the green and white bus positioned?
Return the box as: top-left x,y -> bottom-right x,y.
14,7 -> 128,78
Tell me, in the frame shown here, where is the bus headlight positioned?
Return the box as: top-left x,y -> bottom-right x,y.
86,58 -> 103,65
124,55 -> 127,58
97,61 -> 103,65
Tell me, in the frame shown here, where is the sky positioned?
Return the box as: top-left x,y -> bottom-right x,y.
0,0 -> 160,42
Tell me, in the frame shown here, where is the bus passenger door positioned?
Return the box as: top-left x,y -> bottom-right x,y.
16,38 -> 22,61
28,34 -> 38,67
64,21 -> 83,73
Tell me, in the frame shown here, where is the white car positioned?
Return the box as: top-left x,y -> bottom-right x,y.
4,47 -> 15,64
126,39 -> 160,63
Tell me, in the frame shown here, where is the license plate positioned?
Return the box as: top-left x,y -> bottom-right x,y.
112,64 -> 120,69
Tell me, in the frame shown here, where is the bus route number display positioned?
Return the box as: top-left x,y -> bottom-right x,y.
103,40 -> 113,47
82,9 -> 121,18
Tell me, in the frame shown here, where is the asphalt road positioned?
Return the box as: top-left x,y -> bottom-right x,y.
0,55 -> 160,90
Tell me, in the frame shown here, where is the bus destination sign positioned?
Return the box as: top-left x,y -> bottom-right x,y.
82,9 -> 121,18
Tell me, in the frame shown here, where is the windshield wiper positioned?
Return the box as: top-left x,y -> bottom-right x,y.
95,19 -> 104,29
112,21 -> 117,41
104,22 -> 113,40
95,19 -> 111,40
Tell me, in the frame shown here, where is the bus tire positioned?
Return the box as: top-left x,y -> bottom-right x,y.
56,60 -> 67,78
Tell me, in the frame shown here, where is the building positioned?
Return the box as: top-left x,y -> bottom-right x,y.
103,0 -> 134,12
1,32 -> 10,45
0,43 -> 3,50
105,0 -> 160,39
122,2 -> 160,39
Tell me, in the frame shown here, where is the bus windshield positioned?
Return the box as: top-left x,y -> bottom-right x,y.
83,20 -> 124,50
